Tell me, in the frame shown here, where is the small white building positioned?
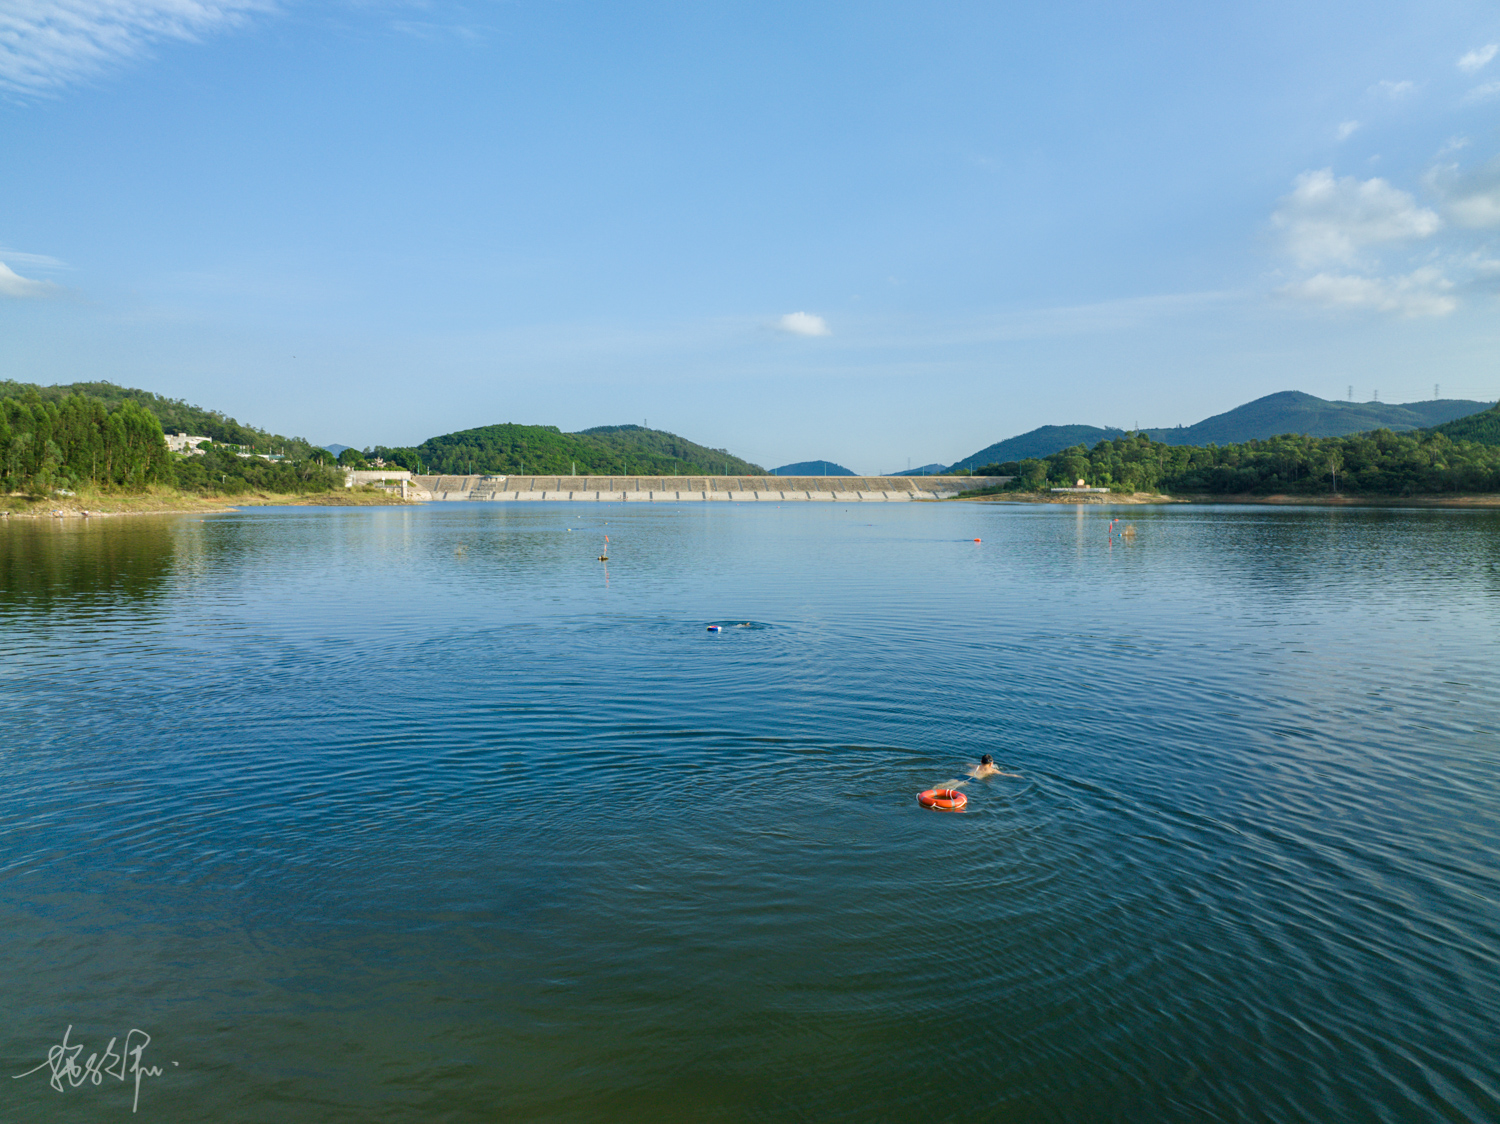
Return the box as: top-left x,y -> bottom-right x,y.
165,433 -> 211,455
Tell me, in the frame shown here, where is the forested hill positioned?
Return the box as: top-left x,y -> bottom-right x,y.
950,425 -> 1127,471
1141,391 -> 1492,446
0,380 -> 318,456
1,387 -> 342,498
771,460 -> 854,476
370,423 -> 764,476
1424,401 -> 1500,445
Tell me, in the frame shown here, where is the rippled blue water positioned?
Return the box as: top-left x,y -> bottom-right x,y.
2,501 -> 1498,1122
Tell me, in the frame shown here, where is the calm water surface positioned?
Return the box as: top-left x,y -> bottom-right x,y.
2,502 -> 1498,1122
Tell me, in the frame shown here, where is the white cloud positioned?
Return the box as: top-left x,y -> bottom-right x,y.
1462,80 -> 1500,103
775,311 -> 831,337
1336,120 -> 1360,141
0,261 -> 59,298
0,0 -> 269,95
1448,190 -> 1500,228
1278,268 -> 1456,318
1271,169 -> 1441,267
1458,44 -> 1498,73
1434,160 -> 1500,229
1370,79 -> 1417,99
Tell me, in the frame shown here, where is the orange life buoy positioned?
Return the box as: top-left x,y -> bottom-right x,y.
917,788 -> 967,812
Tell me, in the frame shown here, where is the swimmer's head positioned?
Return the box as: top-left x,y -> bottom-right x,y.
980,754 -> 993,766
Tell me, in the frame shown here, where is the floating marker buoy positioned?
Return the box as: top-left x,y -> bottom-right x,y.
706,624 -> 722,632
973,538 -> 981,543
918,788 -> 967,812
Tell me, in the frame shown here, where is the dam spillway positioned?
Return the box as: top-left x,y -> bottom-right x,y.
404,475 -> 1010,502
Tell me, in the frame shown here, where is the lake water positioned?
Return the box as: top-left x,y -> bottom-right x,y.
3,501 -> 1498,1122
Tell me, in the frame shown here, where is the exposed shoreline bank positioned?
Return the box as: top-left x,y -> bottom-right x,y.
959,490 -> 1500,508
1,488 -> 418,519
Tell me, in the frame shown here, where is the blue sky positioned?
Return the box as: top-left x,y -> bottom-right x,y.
2,0 -> 1498,472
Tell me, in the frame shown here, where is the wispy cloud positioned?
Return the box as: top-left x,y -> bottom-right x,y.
1335,120 -> 1360,142
0,247 -> 67,269
775,311 -> 831,337
1277,269 -> 1455,318
388,20 -> 484,44
1370,78 -> 1417,99
1271,169 -> 1441,267
1457,44 -> 1498,73
0,261 -> 60,298
1462,80 -> 1500,104
0,0 -> 270,95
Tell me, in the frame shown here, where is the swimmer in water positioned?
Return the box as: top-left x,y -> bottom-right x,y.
969,754 -> 1019,779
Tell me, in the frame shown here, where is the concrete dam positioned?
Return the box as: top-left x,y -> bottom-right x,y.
402,475 -> 1010,502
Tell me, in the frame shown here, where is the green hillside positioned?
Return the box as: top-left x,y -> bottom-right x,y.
1,386 -> 341,498
0,379 -> 319,456
371,423 -> 764,476
1142,391 -> 1490,445
771,460 -> 854,476
950,425 -> 1127,471
1424,401 -> 1500,445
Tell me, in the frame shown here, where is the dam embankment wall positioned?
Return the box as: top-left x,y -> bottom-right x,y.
406,475 -> 1011,502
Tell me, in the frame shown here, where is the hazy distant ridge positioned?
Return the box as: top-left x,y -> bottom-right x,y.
1141,391 -> 1490,446
951,392 -> 1494,470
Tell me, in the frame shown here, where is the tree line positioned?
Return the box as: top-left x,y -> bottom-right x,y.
1,390 -> 341,497
0,379 -> 320,457
975,419 -> 1500,497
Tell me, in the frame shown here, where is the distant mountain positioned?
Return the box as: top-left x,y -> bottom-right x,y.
1141,391 -> 1492,446
950,425 -> 1127,471
889,463 -> 948,476
1425,401 -> 1500,445
374,422 -> 765,476
323,444 -> 352,456
772,460 -> 854,476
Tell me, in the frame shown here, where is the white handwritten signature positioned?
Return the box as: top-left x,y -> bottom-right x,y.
12,1025 -> 177,1113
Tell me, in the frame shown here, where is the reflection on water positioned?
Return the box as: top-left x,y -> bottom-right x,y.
0,516 -> 181,610
1,502 -> 1498,1123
